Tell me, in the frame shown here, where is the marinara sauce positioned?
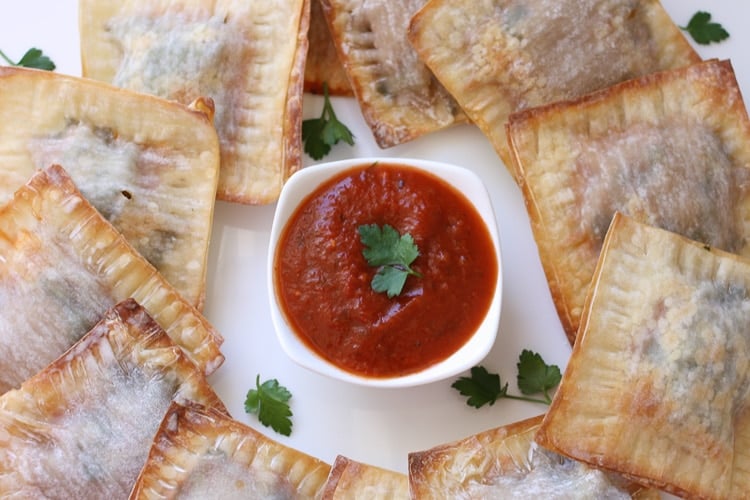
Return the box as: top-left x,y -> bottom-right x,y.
274,163 -> 498,378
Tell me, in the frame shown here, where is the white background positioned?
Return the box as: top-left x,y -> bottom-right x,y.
1,1 -> 747,495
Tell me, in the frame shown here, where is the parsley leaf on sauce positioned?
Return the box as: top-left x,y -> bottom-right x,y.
302,82 -> 355,160
681,11 -> 729,45
452,350 -> 561,408
359,223 -> 422,298
244,375 -> 293,436
0,47 -> 56,71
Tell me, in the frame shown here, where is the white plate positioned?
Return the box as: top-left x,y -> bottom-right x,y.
1,0 -> 747,492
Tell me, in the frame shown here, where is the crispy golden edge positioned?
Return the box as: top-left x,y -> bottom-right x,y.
78,0 -> 309,206
0,165 -> 224,375
130,401 -> 331,499
321,455 -> 408,499
506,58 -> 750,345
320,0 -> 466,149
409,0 -> 700,169
0,299 -> 225,495
532,214 -> 673,495
409,414 -> 546,493
0,299 -> 225,417
410,413 -> 656,498
216,0 -> 310,205
536,213 -> 749,499
283,0 -> 310,201
0,65 -> 220,310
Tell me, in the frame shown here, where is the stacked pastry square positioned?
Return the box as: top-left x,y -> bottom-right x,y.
2,0 -> 749,497
0,0 -> 327,496
404,1 -> 750,499
79,0 -> 310,204
0,59 -> 229,497
313,0 -> 750,497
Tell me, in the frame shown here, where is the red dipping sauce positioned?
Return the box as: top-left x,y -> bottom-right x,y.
274,162 -> 498,378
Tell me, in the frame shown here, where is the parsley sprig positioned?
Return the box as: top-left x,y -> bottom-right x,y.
452,350 -> 562,408
359,223 -> 422,298
244,375 -> 293,436
0,47 -> 55,71
302,82 -> 355,160
681,11 -> 729,45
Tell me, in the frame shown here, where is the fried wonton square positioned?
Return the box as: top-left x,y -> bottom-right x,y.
0,299 -> 225,498
130,402 -> 331,499
320,0 -> 465,148
408,0 -> 699,167
409,414 -> 657,498
79,0 -> 310,204
0,165 -> 223,393
0,66 -> 219,309
536,213 -> 750,499
506,59 -> 750,344
321,455 -> 408,499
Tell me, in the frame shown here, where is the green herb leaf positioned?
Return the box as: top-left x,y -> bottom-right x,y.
371,265 -> 409,298
302,82 -> 355,160
322,118 -> 354,148
244,375 -> 293,436
359,223 -> 421,298
516,349 -> 562,403
0,47 -> 56,71
451,365 -> 507,408
681,11 -> 729,45
301,117 -> 330,160
453,351 -> 562,407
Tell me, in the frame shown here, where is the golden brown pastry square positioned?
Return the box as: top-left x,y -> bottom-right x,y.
305,0 -> 353,96
536,213 -> 750,499
409,414 -> 657,498
79,0 -> 310,204
130,402 -> 331,499
321,455 -> 408,499
506,59 -> 750,344
408,0 -> 700,167
0,299 -> 225,498
0,165 -> 223,393
0,66 -> 219,309
320,0 -> 465,148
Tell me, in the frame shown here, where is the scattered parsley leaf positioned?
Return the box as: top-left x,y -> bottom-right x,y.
451,366 -> 507,408
0,47 -> 56,71
517,349 -> 562,404
358,223 -> 422,298
452,351 -> 562,408
244,375 -> 293,436
681,11 -> 729,45
302,82 -> 354,160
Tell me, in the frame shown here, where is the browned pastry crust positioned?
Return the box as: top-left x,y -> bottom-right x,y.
130,402 -> 331,499
0,66 -> 219,309
0,299 -> 225,498
506,59 -> 750,344
306,0 -> 353,96
409,414 -> 658,498
536,213 -> 750,499
0,165 -> 223,392
79,0 -> 310,204
321,455 -> 408,499
320,0 -> 465,148
408,0 -> 700,168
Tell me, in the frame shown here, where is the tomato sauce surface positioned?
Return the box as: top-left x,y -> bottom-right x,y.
275,163 -> 498,378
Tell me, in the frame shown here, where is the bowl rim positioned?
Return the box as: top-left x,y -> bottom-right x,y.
267,156 -> 503,388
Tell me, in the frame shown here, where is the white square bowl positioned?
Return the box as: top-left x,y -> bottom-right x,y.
267,157 -> 502,388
